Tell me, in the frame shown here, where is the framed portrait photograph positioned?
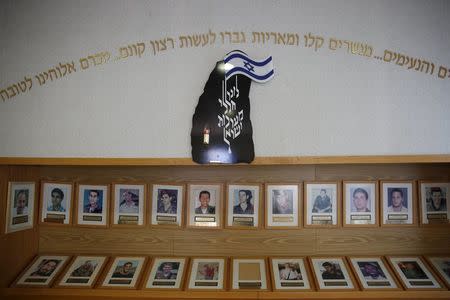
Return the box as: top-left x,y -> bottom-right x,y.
75,184 -> 109,227
56,255 -> 108,288
309,257 -> 356,290
269,257 -> 313,291
186,257 -> 227,290
5,182 -> 36,233
144,257 -> 187,290
419,181 -> 450,225
387,256 -> 444,290
13,255 -> 70,287
231,258 -> 269,290
381,181 -> 416,226
343,181 -> 378,227
150,184 -> 184,227
265,184 -> 300,228
187,184 -> 222,228
304,182 -> 340,227
425,256 -> 450,289
40,181 -> 73,225
348,256 -> 400,290
112,183 -> 145,226
100,256 -> 147,289
226,184 -> 261,229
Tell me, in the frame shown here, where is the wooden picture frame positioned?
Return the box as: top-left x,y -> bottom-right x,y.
265,183 -> 301,229
386,256 -> 445,290
424,255 -> 450,289
269,257 -> 314,291
381,181 -> 417,226
418,181 -> 450,226
149,183 -> 184,228
230,257 -> 270,290
186,257 -> 228,290
55,255 -> 108,288
111,183 -> 146,227
12,254 -> 71,288
40,181 -> 73,225
75,183 -> 110,228
142,257 -> 187,290
309,256 -> 357,291
5,181 -> 36,233
304,182 -> 341,228
347,256 -> 401,290
225,183 -> 262,229
343,181 -> 379,227
98,256 -> 147,289
187,183 -> 223,229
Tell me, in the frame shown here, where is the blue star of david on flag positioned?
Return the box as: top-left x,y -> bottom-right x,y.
243,61 -> 255,72
223,50 -> 274,83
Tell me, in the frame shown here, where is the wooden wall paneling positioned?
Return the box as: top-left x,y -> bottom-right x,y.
0,166 -> 40,288
39,227 -> 173,255
2,160 -> 450,299
39,227 -> 318,257
38,165 -> 317,184
2,155 -> 450,166
314,164 -> 450,181
39,226 -> 450,257
315,227 -> 450,256
0,166 -> 8,238
171,229 -> 317,257
37,164 -> 450,258
2,288 -> 450,299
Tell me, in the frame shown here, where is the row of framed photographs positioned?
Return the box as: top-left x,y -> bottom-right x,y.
12,254 -> 450,292
5,180 -> 450,233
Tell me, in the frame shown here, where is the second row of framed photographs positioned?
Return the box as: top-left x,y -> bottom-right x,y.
12,254 -> 450,291
5,180 -> 450,233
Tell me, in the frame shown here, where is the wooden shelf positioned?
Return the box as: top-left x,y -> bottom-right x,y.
0,154 -> 450,166
2,288 -> 450,300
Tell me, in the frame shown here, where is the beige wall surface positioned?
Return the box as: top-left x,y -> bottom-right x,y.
0,0 -> 449,158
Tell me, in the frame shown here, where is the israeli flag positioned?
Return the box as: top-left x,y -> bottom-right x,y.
223,50 -> 274,83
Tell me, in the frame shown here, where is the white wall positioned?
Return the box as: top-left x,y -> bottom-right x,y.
1,0 -> 449,158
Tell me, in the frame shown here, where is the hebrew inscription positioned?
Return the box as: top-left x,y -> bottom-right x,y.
1,29 -> 448,102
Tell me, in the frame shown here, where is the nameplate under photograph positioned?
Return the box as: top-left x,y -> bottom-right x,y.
419,181 -> 450,225
343,181 -> 378,227
13,255 -> 70,287
310,257 -> 355,290
57,255 -> 108,288
100,256 -> 146,289
226,184 -> 261,228
305,182 -> 339,227
40,181 -> 73,225
144,257 -> 186,290
187,257 -> 226,290
187,184 -> 222,228
5,182 -> 35,234
270,258 -> 312,290
381,181 -> 415,226
112,183 -> 145,226
265,184 -> 299,228
387,256 -> 443,290
348,257 -> 399,290
151,184 -> 184,227
231,258 -> 268,290
76,184 -> 109,227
